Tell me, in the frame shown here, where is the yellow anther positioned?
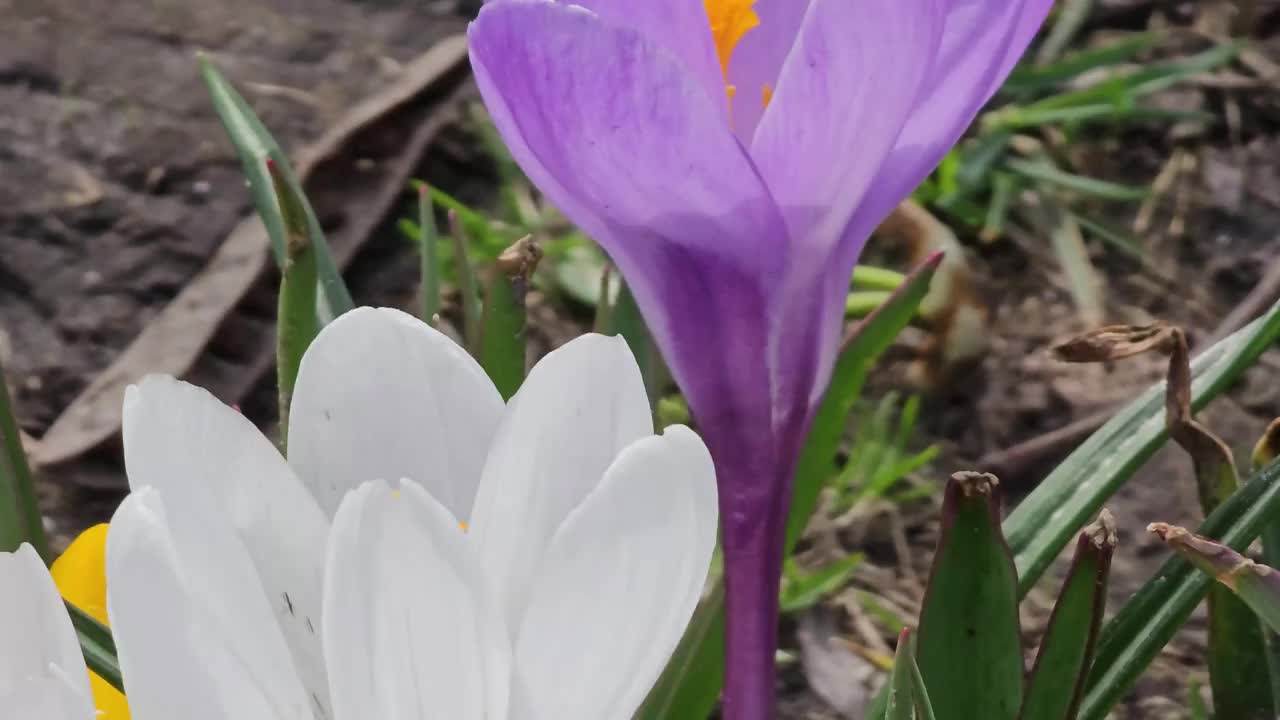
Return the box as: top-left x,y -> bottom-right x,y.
52,524 -> 131,719
762,83 -> 773,108
703,0 -> 759,76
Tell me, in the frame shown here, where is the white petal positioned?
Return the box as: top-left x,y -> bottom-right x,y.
514,425 -> 718,720
324,480 -> 510,720
469,333 -> 653,631
105,490 -> 315,720
0,545 -> 94,720
123,376 -> 331,716
288,307 -> 505,522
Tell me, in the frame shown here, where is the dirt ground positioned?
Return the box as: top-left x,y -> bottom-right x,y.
3,0 -> 1280,718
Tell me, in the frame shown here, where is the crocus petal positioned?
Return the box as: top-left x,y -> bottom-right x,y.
288,307 -> 505,523
815,0 -> 1052,397
122,377 -> 330,717
470,2 -> 790,575
750,0 -> 941,250
0,544 -> 94,720
514,426 -> 718,720
106,490 -> 314,720
724,0 -> 811,142
469,334 -> 652,632
324,480 -> 510,720
551,0 -> 726,119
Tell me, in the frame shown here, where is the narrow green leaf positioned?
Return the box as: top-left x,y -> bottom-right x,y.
1005,299 -> 1280,595
1004,31 -> 1163,93
67,601 -> 122,693
640,254 -> 941,720
1154,522 -> 1280,719
199,55 -> 353,324
1018,512 -> 1115,720
852,265 -> 906,292
780,553 -> 864,614
1208,583 -> 1275,719
479,237 -> 540,400
447,210 -> 484,353
418,185 -> 441,324
635,583 -> 725,720
887,629 -> 917,720
0,357 -> 46,557
268,159 -> 319,442
610,282 -> 664,410
845,291 -> 894,318
1251,419 -> 1280,703
1005,158 -> 1150,201
1079,460 -> 1280,720
789,253 -> 942,549
916,472 -> 1023,720
909,640 -> 939,720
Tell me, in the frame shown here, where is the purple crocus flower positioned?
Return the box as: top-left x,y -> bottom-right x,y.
468,1 -> 1052,716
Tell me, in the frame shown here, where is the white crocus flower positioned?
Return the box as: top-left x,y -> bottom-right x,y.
97,306 -> 718,719
0,545 -> 96,719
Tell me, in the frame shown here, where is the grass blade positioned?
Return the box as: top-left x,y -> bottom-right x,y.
916,472 -> 1023,720
0,357 -> 46,557
199,55 -> 353,324
418,185 -> 441,324
1018,512 -> 1115,720
1005,158 -> 1149,201
1004,298 -> 1280,595
1079,460 -> 1280,719
268,159 -> 318,441
66,601 -> 122,693
479,236 -> 540,400
887,629 -> 917,720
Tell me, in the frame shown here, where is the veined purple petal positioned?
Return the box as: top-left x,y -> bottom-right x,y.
750,0 -> 942,255
810,0 -> 1053,399
553,0 -> 728,122
723,0 -> 811,143
469,0 -> 792,581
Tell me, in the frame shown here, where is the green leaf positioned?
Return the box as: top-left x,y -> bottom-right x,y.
1003,31 -> 1163,93
1005,158 -> 1150,201
789,253 -> 942,549
909,640 -> 939,720
446,210 -> 484,353
0,357 -> 46,557
1005,299 -> 1280,595
478,237 -> 540,400
67,601 -> 122,693
916,472 -> 1023,720
780,553 -> 864,614
610,282 -> 664,409
268,159 -> 319,443
1079,460 -> 1280,719
636,583 -> 725,720
851,265 -> 906,292
418,185 -> 441,323
887,630 -> 917,720
639,254 -> 941,720
199,56 -> 353,324
1018,513 -> 1115,720
1150,523 -> 1279,718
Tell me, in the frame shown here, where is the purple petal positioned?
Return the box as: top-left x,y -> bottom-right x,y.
553,0 -> 728,122
723,0 -> 811,143
468,0 -> 792,534
750,0 -> 942,255
809,0 -> 1053,396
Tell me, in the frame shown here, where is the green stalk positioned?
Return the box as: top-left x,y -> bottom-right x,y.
418,184 -> 441,325
845,291 -> 893,318
0,358 -> 46,558
269,159 -> 318,443
478,236 -> 540,400
851,265 -> 906,292
447,209 -> 483,354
